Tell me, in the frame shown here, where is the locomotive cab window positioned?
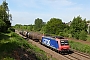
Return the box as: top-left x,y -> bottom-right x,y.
60,40 -> 69,45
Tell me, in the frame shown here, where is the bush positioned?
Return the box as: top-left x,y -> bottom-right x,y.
58,32 -> 64,37
8,27 -> 15,32
79,30 -> 87,41
63,33 -> 69,37
11,32 -> 18,37
68,34 -> 72,38
58,32 -> 69,37
3,57 -> 14,60
74,32 -> 79,39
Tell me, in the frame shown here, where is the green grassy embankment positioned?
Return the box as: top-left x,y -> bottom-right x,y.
69,40 -> 90,54
0,32 -> 56,60
87,35 -> 90,41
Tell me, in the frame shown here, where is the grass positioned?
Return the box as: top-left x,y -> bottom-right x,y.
2,57 -> 14,60
0,32 -> 56,60
69,40 -> 90,54
87,35 -> 90,41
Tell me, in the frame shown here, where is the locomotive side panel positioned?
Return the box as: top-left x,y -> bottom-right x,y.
42,37 -> 59,50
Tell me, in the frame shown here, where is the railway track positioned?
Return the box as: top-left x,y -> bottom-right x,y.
26,38 -> 90,60
74,50 -> 90,59
63,54 -> 81,60
72,49 -> 90,59
63,49 -> 90,60
15,30 -> 90,60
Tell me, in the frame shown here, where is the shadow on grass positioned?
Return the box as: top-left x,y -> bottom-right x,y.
0,41 -> 19,53
0,41 -> 20,59
0,38 -> 42,60
0,41 -> 42,60
0,33 -> 10,40
0,32 -> 48,60
12,47 -> 39,60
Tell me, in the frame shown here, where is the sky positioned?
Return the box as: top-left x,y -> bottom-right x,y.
0,0 -> 90,26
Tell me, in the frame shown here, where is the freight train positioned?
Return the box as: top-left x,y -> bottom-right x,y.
19,30 -> 70,53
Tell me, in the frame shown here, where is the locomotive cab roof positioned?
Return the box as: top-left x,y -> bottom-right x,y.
56,36 -> 64,39
43,36 -> 64,39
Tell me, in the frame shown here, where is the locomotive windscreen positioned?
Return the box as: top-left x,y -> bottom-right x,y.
60,40 -> 69,45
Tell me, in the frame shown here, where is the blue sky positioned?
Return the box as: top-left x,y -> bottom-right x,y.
0,0 -> 90,26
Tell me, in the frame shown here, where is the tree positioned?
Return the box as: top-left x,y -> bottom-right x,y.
2,0 -> 8,11
9,14 -> 12,21
0,5 -> 7,32
44,18 -> 66,34
0,0 -> 11,32
70,16 -> 87,39
87,20 -> 90,23
34,18 -> 44,31
0,19 -> 6,32
2,0 -> 11,29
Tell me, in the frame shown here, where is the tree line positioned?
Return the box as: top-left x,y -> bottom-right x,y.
14,16 -> 89,41
0,0 -> 12,32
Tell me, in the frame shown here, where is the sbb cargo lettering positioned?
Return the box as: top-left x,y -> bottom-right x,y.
43,39 -> 50,46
